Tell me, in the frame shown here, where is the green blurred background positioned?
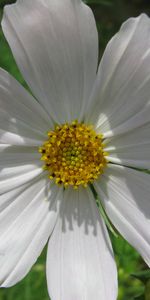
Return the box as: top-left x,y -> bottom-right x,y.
0,0 -> 150,299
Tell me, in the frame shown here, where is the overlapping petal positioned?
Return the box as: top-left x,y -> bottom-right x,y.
0,68 -> 52,131
0,175 -> 62,287
47,187 -> 117,300
0,68 -> 52,145
104,123 -> 150,169
0,69 -> 53,146
0,144 -> 41,167
2,0 -> 98,123
0,144 -> 44,194
86,14 -> 150,138
94,164 -> 150,266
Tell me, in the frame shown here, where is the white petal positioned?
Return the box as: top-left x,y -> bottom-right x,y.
0,144 -> 41,166
0,175 -> 62,287
105,123 -> 150,168
0,144 -> 44,194
0,167 -> 44,195
86,14 -> 150,137
2,0 -> 98,123
0,145 -> 44,194
94,164 -> 150,266
47,187 -> 117,300
0,68 -> 52,145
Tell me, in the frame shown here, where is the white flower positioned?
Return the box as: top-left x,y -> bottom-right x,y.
0,0 -> 150,299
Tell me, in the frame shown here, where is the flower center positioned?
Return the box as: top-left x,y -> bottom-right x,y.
39,121 -> 108,188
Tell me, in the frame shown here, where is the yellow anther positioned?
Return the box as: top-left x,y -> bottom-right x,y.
39,120 -> 108,188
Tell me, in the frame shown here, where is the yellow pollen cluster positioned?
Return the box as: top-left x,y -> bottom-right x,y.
39,121 -> 108,188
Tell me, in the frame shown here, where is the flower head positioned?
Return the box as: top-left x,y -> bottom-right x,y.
39,120 -> 107,188
0,1 -> 150,300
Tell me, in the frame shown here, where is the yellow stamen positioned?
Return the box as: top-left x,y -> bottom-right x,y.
39,121 -> 108,188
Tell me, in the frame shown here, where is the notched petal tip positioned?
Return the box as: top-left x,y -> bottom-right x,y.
1,0 -> 98,124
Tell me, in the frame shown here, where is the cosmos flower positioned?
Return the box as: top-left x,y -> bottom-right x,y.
0,0 -> 150,299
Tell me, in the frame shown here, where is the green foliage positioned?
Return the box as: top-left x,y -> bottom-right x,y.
134,296 -> 145,300
132,270 -> 150,284
84,0 -> 113,6
0,0 -> 16,9
0,248 -> 49,300
132,270 -> 150,299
